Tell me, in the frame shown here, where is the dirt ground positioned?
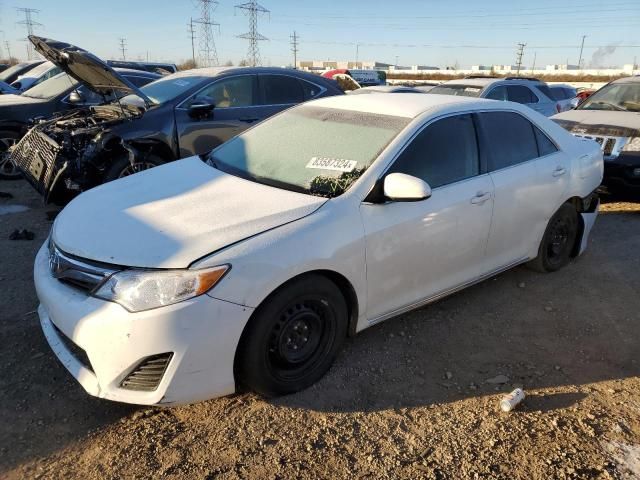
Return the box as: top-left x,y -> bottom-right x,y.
0,179 -> 638,480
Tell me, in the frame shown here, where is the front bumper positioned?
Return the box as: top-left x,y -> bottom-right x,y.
603,154 -> 640,193
34,243 -> 254,405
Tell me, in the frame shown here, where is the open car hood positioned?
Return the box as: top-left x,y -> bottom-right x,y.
29,35 -> 152,105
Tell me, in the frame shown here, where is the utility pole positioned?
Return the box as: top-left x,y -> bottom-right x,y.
290,31 -> 299,69
236,0 -> 269,67
355,43 -> 359,65
531,51 -> 537,74
515,42 -> 526,76
194,0 -> 220,67
187,17 -> 197,66
577,35 -> 586,69
4,41 -> 12,61
16,7 -> 42,60
118,37 -> 127,60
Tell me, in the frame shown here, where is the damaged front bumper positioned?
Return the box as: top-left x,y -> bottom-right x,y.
34,243 -> 254,405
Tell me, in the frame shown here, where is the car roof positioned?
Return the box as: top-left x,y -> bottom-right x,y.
439,77 -> 547,88
309,92 -> 496,118
112,68 -> 161,77
612,76 -> 640,84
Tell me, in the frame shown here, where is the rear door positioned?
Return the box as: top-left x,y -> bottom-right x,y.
174,74 -> 259,157
478,111 -> 569,271
361,113 -> 494,321
506,85 -> 542,112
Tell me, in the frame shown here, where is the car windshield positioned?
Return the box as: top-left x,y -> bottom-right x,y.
138,75 -> 206,104
429,84 -> 483,97
208,105 -> 410,197
579,83 -> 640,112
22,73 -> 77,100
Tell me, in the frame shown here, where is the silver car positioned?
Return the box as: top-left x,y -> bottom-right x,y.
429,76 -> 560,116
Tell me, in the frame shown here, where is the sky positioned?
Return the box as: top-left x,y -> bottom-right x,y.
0,0 -> 638,69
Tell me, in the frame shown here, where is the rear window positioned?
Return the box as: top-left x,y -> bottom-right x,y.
429,84 -> 483,97
534,84 -> 555,101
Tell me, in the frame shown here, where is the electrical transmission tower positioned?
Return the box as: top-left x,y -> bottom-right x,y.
235,0 -> 269,67
515,42 -> 526,76
290,31 -> 299,69
187,18 -> 197,65
194,0 -> 220,67
118,37 -> 127,60
16,7 -> 42,60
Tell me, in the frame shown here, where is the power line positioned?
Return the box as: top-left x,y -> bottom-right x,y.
235,0 -> 269,67
290,30 -> 299,68
194,0 -> 220,67
16,7 -> 42,60
515,42 -> 526,75
118,37 -> 127,60
187,17 -> 197,65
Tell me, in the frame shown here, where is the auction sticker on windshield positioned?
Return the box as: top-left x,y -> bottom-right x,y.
306,157 -> 357,172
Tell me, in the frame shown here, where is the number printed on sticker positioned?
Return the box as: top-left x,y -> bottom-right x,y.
306,156 -> 358,172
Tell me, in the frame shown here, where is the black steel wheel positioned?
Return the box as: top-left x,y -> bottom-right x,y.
235,274 -> 348,397
0,131 -> 22,180
528,203 -> 578,273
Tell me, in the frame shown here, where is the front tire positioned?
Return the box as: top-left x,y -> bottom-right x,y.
103,153 -> 165,183
528,203 -> 578,273
0,130 -> 22,180
235,274 -> 348,397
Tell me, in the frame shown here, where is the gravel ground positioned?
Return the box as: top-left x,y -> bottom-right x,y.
0,180 -> 638,480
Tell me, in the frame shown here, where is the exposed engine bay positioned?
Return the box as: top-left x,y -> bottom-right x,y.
10,104 -> 143,203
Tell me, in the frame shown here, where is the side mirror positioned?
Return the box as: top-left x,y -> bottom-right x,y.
68,91 -> 84,104
383,173 -> 432,202
188,99 -> 215,118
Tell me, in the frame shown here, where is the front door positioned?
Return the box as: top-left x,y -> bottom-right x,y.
361,113 -> 494,321
174,74 -> 260,157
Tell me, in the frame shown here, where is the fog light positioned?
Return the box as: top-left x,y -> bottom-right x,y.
633,168 -> 640,177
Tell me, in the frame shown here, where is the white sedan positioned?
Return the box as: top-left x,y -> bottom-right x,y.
35,94 -> 603,405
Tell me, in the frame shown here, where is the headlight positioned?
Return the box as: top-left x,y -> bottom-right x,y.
93,265 -> 229,312
623,137 -> 640,152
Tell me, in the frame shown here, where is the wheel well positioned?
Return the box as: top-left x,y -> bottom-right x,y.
127,140 -> 175,161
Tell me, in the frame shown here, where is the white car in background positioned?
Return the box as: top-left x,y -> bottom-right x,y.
11,61 -> 62,92
549,84 -> 579,112
35,94 -> 602,405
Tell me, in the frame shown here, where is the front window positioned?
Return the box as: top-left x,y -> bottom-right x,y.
22,73 -> 78,100
429,84 -> 483,97
579,83 -> 640,112
209,106 -> 410,197
138,74 -> 207,104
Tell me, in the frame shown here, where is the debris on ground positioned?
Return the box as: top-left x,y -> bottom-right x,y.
485,374 -> 510,384
8,229 -> 35,241
500,388 -> 526,412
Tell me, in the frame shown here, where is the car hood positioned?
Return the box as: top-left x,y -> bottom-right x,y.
29,35 -> 152,105
52,157 -> 327,269
552,109 -> 640,137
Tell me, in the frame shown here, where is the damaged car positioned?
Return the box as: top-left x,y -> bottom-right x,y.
35,95 -> 602,405
553,76 -> 640,197
0,69 -> 160,180
11,35 -> 342,203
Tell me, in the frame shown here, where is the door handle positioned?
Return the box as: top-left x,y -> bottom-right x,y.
552,167 -> 566,177
470,191 -> 491,205
239,117 -> 259,123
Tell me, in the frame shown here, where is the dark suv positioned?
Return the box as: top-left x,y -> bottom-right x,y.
11,36 -> 343,203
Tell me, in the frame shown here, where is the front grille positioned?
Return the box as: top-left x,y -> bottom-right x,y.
48,241 -> 119,293
52,323 -> 93,372
575,134 -> 621,159
11,128 -> 62,195
120,353 -> 173,391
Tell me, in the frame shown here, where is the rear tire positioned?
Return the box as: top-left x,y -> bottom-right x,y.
103,153 -> 165,183
235,274 -> 348,397
0,130 -> 22,180
528,203 -> 578,273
